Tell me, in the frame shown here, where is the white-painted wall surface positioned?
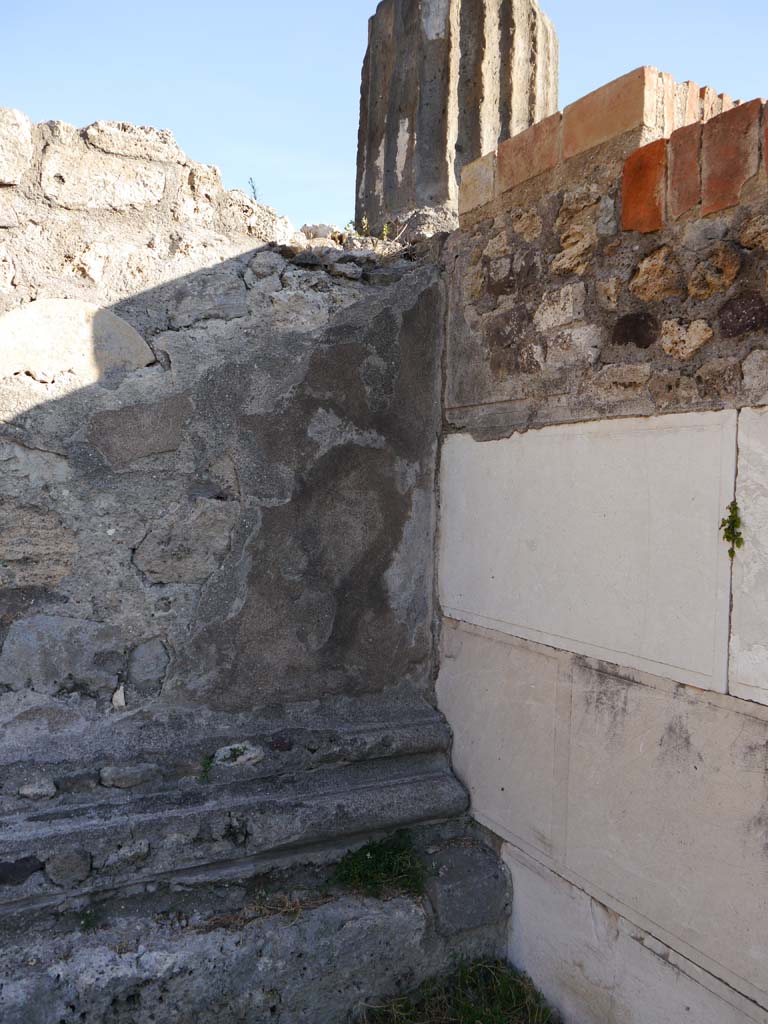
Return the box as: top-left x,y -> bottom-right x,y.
731,407 -> 768,706
437,622 -> 768,1020
439,411 -> 737,693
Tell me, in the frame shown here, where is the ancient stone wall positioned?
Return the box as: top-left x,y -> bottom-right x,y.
0,109 -> 512,1022
356,0 -> 558,237
437,67 -> 768,1023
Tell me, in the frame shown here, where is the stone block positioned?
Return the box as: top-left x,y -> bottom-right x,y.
437,623 -> 562,857
42,143 -> 167,210
0,109 -> 33,185
660,318 -> 713,360
169,269 -> 249,328
0,615 -> 126,698
496,112 -> 561,196
702,100 -> 762,215
88,395 -> 193,468
505,847 -> 758,1024
438,412 -> 737,691
83,121 -> 184,162
0,299 -> 154,386
133,498 -> 239,584
127,638 -> 169,697
731,407 -> 768,705
425,843 -> 509,937
629,245 -> 684,301
562,67 -> 659,161
99,765 -> 157,789
45,848 -> 91,887
459,152 -> 496,217
0,503 -> 77,588
668,121 -> 702,220
622,138 -> 667,232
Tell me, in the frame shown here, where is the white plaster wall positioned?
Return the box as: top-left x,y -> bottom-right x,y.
437,622 -> 768,1018
439,411 -> 737,693
731,407 -> 768,706
505,847 -> 765,1024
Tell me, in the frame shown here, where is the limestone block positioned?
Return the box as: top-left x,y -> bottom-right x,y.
42,143 -> 167,209
437,623 -> 561,857
133,498 -> 239,584
88,395 -> 193,468
0,299 -> 154,385
505,848 -> 757,1024
439,411 -> 737,691
0,502 -> 77,588
169,269 -> 248,328
565,663 -> 768,1000
84,121 -> 184,162
0,108 -> 33,185
730,407 -> 768,705
0,615 -> 126,697
127,638 -> 169,697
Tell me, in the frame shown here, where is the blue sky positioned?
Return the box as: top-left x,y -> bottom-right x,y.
2,1 -> 766,229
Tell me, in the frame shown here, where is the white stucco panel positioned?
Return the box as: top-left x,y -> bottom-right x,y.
439,411 -> 737,692
731,407 -> 768,705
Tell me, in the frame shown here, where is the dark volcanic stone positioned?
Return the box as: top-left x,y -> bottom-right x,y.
719,291 -> 768,338
611,312 -> 660,349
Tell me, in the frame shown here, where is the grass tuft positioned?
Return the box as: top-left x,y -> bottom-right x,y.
333,832 -> 425,899
361,961 -> 557,1024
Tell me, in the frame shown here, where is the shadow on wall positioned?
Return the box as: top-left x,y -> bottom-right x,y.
0,245 -> 444,723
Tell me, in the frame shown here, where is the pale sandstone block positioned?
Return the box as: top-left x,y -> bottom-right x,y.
84,121 -> 184,162
731,407 -> 768,706
0,108 -> 33,185
459,152 -> 496,217
563,67 -> 659,160
0,298 -> 153,385
42,143 -> 167,209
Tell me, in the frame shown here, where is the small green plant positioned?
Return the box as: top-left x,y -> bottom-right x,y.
361,961 -> 557,1024
79,908 -> 99,932
381,222 -> 390,242
360,214 -> 370,237
721,500 -> 744,560
198,754 -> 215,784
332,831 -> 424,899
227,745 -> 246,762
248,177 -> 260,203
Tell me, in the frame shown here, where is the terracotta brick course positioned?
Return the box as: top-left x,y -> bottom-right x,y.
668,122 -> 702,220
496,113 -> 562,195
622,139 -> 667,232
702,99 -> 762,215
563,67 -> 658,160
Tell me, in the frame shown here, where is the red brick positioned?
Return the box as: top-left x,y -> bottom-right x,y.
702,99 -> 762,215
668,121 -> 702,220
622,139 -> 667,232
563,67 -> 659,160
496,112 -> 562,195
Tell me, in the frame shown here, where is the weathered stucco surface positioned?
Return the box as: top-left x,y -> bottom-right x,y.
0,111 -> 507,1023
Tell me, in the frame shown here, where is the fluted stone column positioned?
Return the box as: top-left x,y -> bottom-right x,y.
356,0 -> 559,237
